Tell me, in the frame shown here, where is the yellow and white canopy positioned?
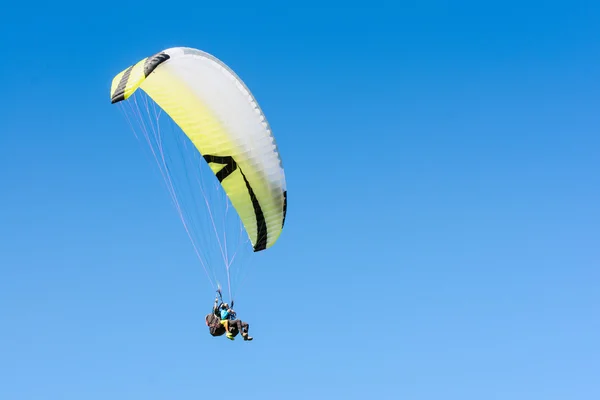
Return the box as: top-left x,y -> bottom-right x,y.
110,47 -> 287,252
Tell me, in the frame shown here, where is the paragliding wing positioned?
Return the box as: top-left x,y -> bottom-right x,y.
110,47 -> 287,251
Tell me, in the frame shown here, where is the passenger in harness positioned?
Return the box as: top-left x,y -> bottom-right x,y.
219,302 -> 253,341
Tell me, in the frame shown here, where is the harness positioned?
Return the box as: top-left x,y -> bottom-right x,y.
205,313 -> 222,328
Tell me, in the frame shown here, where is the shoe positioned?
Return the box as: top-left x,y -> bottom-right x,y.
226,333 -> 235,340
243,333 -> 253,341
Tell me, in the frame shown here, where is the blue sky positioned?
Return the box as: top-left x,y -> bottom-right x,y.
1,1 -> 599,399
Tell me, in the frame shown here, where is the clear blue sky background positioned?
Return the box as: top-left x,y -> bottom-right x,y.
1,1 -> 599,399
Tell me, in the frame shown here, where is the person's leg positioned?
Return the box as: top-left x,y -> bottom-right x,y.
238,320 -> 252,341
227,319 -> 247,337
221,319 -> 234,339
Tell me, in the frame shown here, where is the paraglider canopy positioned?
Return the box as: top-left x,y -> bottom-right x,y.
110,47 -> 287,302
